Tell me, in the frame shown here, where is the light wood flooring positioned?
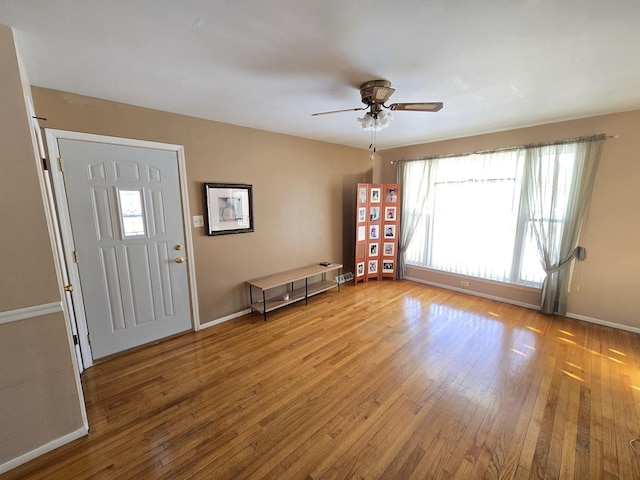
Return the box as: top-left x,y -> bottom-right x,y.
4,281 -> 640,479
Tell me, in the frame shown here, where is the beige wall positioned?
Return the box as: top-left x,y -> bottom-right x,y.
0,24 -> 85,470
0,314 -> 84,464
0,28 -> 58,311
377,110 -> 640,329
31,87 -> 373,322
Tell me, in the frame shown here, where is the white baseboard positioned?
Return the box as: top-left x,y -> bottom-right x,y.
404,276 -> 541,311
198,308 -> 252,330
565,312 -> 640,334
0,425 -> 88,475
0,302 -> 63,325
405,276 -> 640,333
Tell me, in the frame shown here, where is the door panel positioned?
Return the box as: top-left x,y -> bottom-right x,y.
58,139 -> 192,359
100,246 -> 126,331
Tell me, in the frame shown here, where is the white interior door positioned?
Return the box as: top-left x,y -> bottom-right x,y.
54,137 -> 194,360
44,169 -> 84,372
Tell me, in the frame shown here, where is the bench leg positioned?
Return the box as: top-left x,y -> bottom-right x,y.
262,291 -> 267,321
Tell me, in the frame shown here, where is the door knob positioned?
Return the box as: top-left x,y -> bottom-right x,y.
174,244 -> 183,251
175,257 -> 185,264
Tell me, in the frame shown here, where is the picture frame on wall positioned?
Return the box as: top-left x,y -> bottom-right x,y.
371,187 -> 381,203
383,242 -> 395,256
369,243 -> 378,256
383,260 -> 395,273
370,225 -> 379,239
357,262 -> 365,277
205,183 -> 254,236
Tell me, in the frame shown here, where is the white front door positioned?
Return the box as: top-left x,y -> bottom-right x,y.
53,136 -> 194,360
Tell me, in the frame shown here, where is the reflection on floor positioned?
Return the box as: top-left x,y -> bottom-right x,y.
5,280 -> 640,479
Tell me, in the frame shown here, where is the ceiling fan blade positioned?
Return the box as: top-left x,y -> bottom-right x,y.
311,107 -> 367,116
389,102 -> 443,112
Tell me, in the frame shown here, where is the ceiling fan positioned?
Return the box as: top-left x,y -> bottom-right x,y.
312,79 -> 443,121
312,80 -> 443,158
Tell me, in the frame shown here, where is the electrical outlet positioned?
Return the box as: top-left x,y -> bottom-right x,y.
460,280 -> 469,287
193,215 -> 204,228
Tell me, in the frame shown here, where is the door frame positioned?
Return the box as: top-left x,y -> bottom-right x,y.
45,129 -> 200,368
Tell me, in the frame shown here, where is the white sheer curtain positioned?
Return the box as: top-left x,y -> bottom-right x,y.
396,160 -> 433,278
422,151 -> 523,282
399,150 -> 538,285
397,135 -> 606,296
521,136 -> 605,314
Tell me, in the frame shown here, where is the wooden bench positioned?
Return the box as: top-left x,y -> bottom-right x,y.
247,263 -> 343,320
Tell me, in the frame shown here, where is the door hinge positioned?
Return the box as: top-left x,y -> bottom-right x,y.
73,334 -> 79,346
73,251 -> 79,263
58,157 -> 64,172
42,157 -> 48,170
87,334 -> 92,346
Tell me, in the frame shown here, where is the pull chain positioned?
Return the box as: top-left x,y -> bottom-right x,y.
369,127 -> 377,160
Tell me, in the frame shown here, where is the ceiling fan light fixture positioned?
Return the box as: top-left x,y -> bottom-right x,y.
357,112 -> 375,130
357,110 -> 392,131
377,110 -> 392,128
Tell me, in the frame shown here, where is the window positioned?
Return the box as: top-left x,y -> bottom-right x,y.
403,145 -> 580,288
117,188 -> 146,237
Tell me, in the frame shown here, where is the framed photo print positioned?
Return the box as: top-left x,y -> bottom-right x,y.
358,207 -> 366,223
205,183 -> 254,236
369,225 -> 379,239
384,206 -> 396,221
370,206 -> 380,222
369,243 -> 379,256
358,225 -> 366,241
383,242 -> 395,257
357,262 -> 365,277
385,187 -> 398,203
370,187 -> 381,203
368,260 -> 378,274
359,187 -> 367,204
384,224 -> 396,239
383,260 -> 395,273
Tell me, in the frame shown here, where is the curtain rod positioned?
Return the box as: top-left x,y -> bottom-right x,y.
391,133 -> 615,165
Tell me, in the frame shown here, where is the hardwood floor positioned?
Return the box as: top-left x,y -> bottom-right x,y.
4,281 -> 640,479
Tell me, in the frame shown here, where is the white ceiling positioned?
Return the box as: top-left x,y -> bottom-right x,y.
2,1 -> 640,150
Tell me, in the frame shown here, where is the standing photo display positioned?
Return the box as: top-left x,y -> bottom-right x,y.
354,182 -> 400,283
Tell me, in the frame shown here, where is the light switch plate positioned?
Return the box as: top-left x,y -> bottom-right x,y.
193,215 -> 204,228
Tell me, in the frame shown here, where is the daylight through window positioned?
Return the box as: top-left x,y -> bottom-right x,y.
402,145 -> 581,287
118,188 -> 146,237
